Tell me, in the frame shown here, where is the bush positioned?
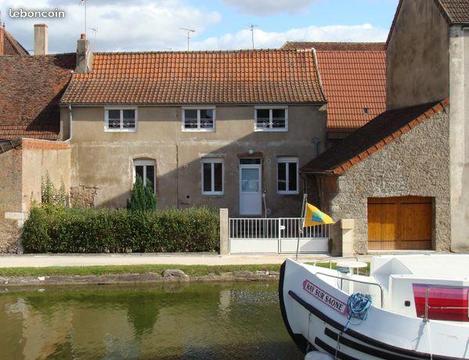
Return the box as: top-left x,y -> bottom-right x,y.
127,176 -> 157,211
22,206 -> 219,253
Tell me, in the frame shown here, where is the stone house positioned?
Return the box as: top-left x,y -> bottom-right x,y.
302,0 -> 469,254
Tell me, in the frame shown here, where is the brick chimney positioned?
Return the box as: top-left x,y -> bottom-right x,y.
34,24 -> 48,55
76,33 -> 93,73
0,23 -> 5,56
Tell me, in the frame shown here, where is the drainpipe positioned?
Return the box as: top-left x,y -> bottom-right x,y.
65,104 -> 73,142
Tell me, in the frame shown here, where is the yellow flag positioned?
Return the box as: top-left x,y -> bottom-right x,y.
303,203 -> 335,228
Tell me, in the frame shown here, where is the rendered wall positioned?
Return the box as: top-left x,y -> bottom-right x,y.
0,146 -> 22,252
68,104 -> 326,216
387,0 -> 449,110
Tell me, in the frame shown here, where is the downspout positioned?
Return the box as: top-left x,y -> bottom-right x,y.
65,104 -> 73,142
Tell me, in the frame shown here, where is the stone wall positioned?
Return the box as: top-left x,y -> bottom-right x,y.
322,110 -> 450,254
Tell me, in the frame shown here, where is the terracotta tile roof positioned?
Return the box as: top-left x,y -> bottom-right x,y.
437,0 -> 469,24
302,99 -> 449,175
282,42 -> 386,130
3,29 -> 29,56
61,50 -> 326,105
282,42 -> 386,51
0,54 -> 75,140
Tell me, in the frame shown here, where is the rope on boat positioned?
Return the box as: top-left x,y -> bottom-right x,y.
335,293 -> 372,359
345,293 -> 372,330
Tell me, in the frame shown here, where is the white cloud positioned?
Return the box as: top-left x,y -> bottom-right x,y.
192,24 -> 389,50
223,0 -> 316,15
1,0 -> 221,52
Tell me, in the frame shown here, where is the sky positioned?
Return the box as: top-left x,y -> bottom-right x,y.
0,0 -> 399,53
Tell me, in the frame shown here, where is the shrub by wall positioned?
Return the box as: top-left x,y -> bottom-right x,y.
22,206 -> 219,253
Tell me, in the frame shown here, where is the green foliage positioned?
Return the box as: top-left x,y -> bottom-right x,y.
127,176 -> 157,211
22,206 -> 219,254
41,175 -> 68,207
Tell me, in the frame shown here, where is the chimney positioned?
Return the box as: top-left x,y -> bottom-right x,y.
76,33 -> 93,73
0,23 -> 5,56
34,24 -> 48,55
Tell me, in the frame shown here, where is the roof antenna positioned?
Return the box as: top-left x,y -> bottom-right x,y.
249,24 -> 258,49
80,0 -> 88,37
180,28 -> 195,51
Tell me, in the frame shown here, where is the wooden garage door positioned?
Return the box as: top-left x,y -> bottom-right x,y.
368,197 -> 433,250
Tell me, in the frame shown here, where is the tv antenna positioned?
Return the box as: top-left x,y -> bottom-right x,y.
249,24 -> 258,49
80,0 -> 88,37
180,28 -> 195,51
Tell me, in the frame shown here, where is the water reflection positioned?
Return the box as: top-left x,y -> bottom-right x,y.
0,282 -> 302,360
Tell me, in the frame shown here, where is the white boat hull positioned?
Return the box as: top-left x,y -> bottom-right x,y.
279,259 -> 469,360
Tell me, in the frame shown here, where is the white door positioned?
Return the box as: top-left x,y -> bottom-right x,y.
239,164 -> 262,216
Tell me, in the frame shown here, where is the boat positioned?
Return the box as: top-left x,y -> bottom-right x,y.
279,254 -> 469,359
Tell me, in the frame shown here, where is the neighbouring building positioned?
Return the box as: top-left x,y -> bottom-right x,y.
282,42 -> 387,146
302,0 -> 469,254
0,23 -> 29,56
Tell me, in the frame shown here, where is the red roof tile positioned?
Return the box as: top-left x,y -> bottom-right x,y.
0,54 -> 75,140
61,50 -> 326,105
282,42 -> 386,130
302,99 -> 449,175
282,42 -> 386,51
437,0 -> 469,24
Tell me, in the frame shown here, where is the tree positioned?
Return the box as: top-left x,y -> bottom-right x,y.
127,176 -> 157,211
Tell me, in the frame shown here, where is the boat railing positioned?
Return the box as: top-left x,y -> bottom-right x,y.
315,271 -> 384,308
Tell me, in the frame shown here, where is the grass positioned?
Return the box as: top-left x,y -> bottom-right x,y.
0,262 -> 367,278
0,264 -> 284,278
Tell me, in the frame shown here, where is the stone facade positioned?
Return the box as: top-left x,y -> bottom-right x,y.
318,110 -> 450,254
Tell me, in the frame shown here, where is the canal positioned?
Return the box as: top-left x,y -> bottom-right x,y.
0,282 -> 303,359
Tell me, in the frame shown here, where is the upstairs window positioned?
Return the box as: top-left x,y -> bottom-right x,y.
255,107 -> 288,131
183,108 -> 215,131
134,159 -> 156,193
105,108 -> 137,132
201,159 -> 224,195
277,157 -> 299,195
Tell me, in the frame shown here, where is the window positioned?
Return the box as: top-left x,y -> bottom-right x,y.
201,159 -> 224,195
183,108 -> 215,131
277,157 -> 299,194
134,160 -> 156,193
105,108 -> 137,132
255,107 -> 288,131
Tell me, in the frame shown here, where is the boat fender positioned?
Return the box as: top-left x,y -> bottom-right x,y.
345,293 -> 372,330
304,351 -> 334,360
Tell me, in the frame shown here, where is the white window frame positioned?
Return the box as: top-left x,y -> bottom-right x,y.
277,157 -> 299,195
201,158 -> 224,196
182,107 -> 216,132
105,107 -> 138,132
133,159 -> 156,193
254,106 -> 288,132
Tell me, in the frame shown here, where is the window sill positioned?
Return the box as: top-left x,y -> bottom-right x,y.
104,129 -> 137,133
277,191 -> 300,196
254,128 -> 288,133
202,192 -> 224,196
182,129 -> 215,133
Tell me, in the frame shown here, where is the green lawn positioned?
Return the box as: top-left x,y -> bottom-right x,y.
0,262 -> 365,278
0,264 -> 283,278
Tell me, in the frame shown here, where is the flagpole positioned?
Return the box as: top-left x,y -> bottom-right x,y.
296,193 -> 308,260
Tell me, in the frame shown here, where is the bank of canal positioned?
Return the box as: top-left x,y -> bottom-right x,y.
0,281 -> 303,359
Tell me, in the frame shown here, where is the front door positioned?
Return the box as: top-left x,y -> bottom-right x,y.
239,164 -> 262,216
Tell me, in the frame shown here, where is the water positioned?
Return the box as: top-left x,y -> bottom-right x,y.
0,282 -> 303,360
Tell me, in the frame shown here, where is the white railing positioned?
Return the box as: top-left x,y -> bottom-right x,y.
229,217 -> 330,240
